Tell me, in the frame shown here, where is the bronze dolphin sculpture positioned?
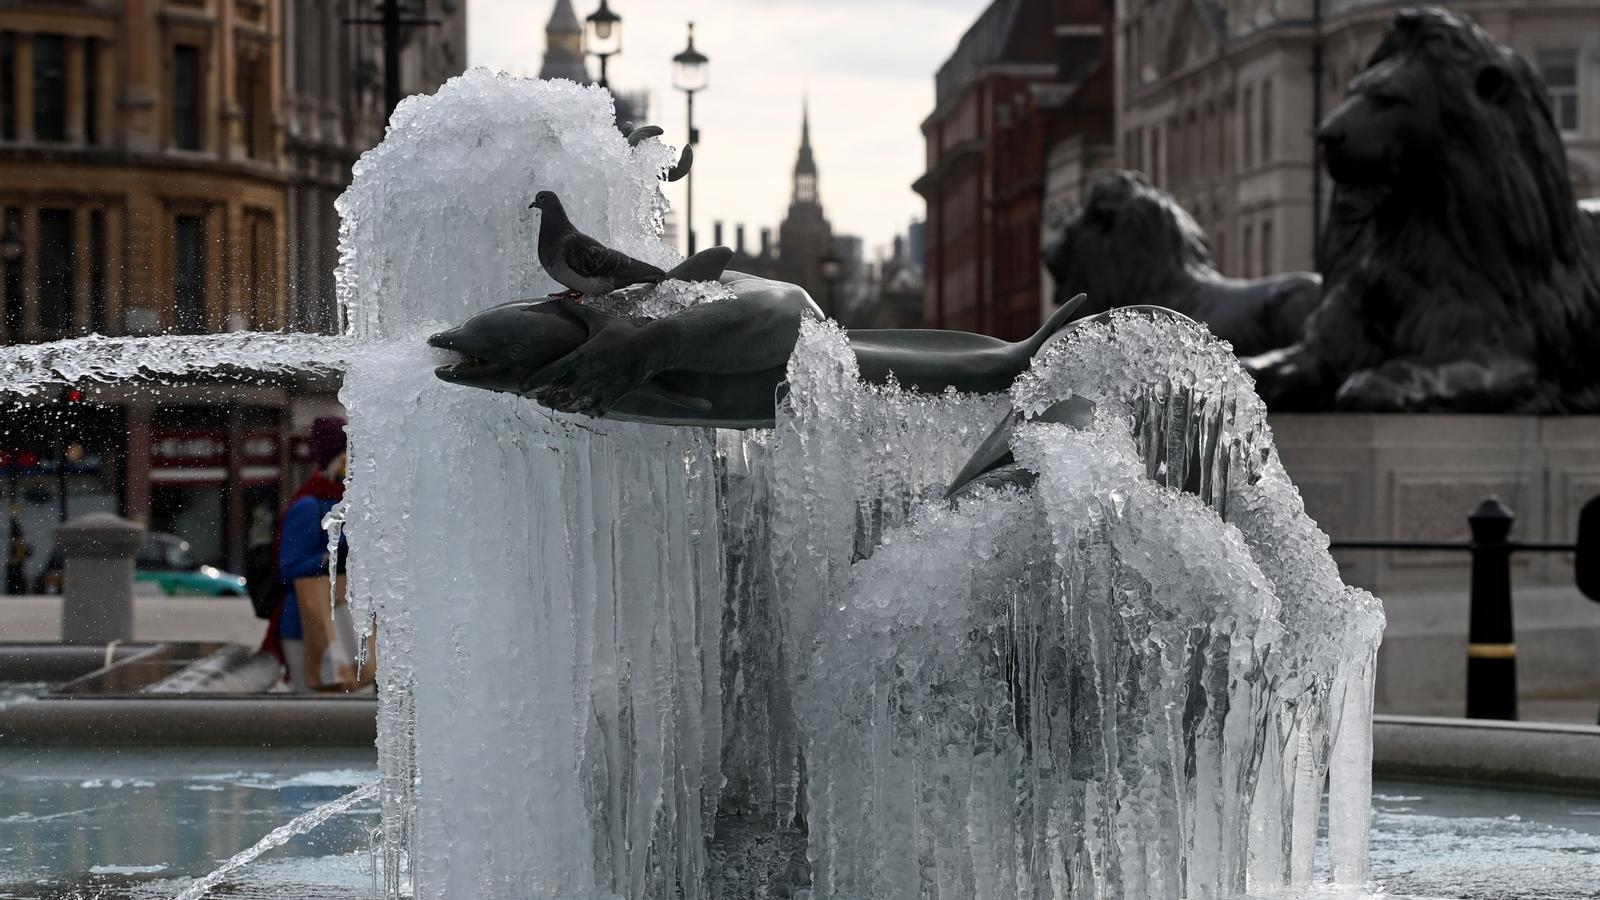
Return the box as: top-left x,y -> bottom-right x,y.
429,272 -> 1089,429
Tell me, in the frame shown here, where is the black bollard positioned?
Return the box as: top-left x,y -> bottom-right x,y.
1466,496 -> 1517,720
1576,494 -> 1600,603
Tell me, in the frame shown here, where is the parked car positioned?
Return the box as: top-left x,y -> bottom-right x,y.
32,532 -> 248,597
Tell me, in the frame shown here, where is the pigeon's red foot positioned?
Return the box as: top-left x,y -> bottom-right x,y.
547,289 -> 586,303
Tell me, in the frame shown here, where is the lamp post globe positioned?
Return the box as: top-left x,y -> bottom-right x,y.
672,23 -> 709,94
672,22 -> 709,254
585,1 -> 622,88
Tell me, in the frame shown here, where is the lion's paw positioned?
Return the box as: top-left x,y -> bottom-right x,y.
1335,368 -> 1415,412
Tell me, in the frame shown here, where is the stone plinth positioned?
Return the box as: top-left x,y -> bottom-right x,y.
56,512 -> 146,644
1272,414 -> 1600,714
1271,414 -> 1600,593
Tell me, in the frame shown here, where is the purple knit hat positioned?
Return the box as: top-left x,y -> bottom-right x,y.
309,417 -> 348,468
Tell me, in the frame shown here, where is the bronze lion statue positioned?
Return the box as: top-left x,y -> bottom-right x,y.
1044,170 -> 1321,357
1249,6 -> 1600,412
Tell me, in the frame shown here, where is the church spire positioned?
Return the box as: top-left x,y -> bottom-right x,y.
539,0 -> 590,83
801,94 -> 811,151
795,94 -> 817,177
792,96 -> 818,205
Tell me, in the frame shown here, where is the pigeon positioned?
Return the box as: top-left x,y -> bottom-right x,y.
531,191 -> 668,299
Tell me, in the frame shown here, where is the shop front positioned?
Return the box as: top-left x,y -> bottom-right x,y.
143,407 -> 285,572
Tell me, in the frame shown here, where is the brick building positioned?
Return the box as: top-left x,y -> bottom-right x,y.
915,0 -> 1115,340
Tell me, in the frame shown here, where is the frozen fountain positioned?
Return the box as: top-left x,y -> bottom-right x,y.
331,70 -> 1383,899
0,70 -> 1386,899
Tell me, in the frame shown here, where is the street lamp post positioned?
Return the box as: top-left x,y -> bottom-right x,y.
820,250 -> 844,321
672,23 -> 709,255
585,1 -> 622,90
341,0 -> 441,123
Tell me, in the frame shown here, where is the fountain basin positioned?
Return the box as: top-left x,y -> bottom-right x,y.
1372,715 -> 1600,793
0,746 -> 1594,900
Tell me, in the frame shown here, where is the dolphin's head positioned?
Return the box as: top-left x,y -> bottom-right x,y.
427,298 -> 589,395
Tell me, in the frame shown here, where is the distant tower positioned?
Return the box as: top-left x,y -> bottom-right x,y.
539,0 -> 589,82
778,97 -> 835,315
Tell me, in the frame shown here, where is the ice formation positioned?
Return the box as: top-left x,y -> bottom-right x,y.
781,311 -> 1384,898
328,69 -> 1383,900
337,71 -> 725,899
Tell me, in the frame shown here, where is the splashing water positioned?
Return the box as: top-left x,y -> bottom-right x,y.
0,331 -> 351,397
171,781 -> 378,900
337,71 -> 723,899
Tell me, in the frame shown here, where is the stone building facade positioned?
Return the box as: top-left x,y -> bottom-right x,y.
0,0 -> 461,579
0,0 -> 290,342
1115,0 -> 1600,278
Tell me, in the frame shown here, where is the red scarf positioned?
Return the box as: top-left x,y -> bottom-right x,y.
259,471 -> 347,666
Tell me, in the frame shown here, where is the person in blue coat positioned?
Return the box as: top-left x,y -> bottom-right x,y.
277,417 -> 348,691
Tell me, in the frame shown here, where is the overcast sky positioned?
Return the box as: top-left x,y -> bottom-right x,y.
468,0 -> 985,260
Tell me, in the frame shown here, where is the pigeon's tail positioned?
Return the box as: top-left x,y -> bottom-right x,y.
663,246 -> 734,284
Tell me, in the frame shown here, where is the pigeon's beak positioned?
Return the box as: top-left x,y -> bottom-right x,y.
528,201 -> 537,209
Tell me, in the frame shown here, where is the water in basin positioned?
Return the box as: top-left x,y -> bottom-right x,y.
0,752 -> 1595,900
0,748 -> 378,899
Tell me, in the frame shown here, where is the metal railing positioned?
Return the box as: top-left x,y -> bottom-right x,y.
1330,495 -> 1596,722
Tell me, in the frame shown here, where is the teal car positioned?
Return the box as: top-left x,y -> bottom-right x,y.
134,533 -> 248,597
33,532 -> 248,597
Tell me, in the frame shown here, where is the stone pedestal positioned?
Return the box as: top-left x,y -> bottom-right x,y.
1272,415 -> 1600,715
56,512 -> 146,644
1272,414 -> 1600,593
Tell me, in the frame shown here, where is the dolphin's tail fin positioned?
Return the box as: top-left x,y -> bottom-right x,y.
1019,292 -> 1089,358
664,246 -> 734,283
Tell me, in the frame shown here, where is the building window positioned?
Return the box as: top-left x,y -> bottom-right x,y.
33,34 -> 66,143
88,210 -> 106,333
1538,48 -> 1579,134
247,210 -> 277,327
238,53 -> 262,158
1212,100 -> 1224,179
174,214 -> 204,332
1151,127 -> 1163,186
1242,223 -> 1254,278
0,34 -> 13,141
1126,21 -> 1141,91
1242,85 -> 1255,169
172,44 -> 201,151
84,39 -> 98,145
37,208 -> 73,331
1260,79 -> 1273,164
1261,218 -> 1274,275
1190,108 -> 1203,184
